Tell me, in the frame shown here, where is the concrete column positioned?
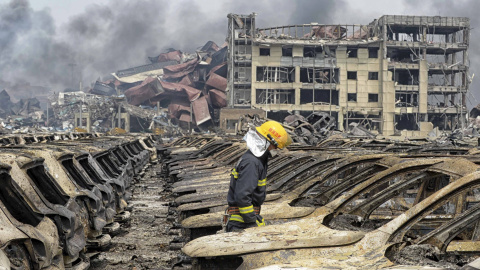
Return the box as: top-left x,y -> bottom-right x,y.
418,60 -> 428,114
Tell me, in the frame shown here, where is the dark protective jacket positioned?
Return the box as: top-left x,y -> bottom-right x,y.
227,150 -> 268,224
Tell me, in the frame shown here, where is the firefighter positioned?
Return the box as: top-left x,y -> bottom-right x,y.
226,120 -> 292,232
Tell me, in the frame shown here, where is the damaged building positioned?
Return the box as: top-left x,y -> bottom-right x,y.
226,14 -> 470,137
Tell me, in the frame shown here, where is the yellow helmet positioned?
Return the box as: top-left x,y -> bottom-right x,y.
256,121 -> 292,149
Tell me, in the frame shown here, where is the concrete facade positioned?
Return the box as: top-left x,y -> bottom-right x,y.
227,14 -> 470,137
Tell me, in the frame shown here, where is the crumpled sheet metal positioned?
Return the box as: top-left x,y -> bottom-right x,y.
208,62 -> 227,77
192,96 -> 211,125
168,100 -> 191,119
199,41 -> 220,53
178,74 -> 195,87
347,25 -> 370,39
124,76 -> 163,106
205,72 -> 227,91
159,81 -> 201,102
91,81 -> 116,96
179,112 -> 192,123
182,218 -> 366,257
163,58 -> 198,79
112,69 -> 165,84
208,89 -> 227,108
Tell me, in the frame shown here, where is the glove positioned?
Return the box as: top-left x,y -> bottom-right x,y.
256,214 -> 265,227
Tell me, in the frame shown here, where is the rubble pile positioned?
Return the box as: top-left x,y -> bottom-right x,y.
1,41 -> 228,134
285,112 -> 337,145
111,41 -> 228,130
48,91 -> 116,132
0,89 -> 45,133
235,112 -> 338,146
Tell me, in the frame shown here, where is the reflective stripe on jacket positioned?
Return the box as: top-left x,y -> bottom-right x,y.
227,150 -> 268,223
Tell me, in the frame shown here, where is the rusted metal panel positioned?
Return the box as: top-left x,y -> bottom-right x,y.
208,89 -> 227,108
159,81 -> 201,101
206,73 -> 227,91
208,62 -> 227,77
179,112 -> 192,123
178,74 -> 195,87
168,100 -> 191,119
199,41 -> 220,53
192,96 -> 211,125
163,58 -> 198,79
124,76 -> 163,106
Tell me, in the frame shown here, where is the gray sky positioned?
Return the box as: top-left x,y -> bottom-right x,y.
0,0 -> 477,106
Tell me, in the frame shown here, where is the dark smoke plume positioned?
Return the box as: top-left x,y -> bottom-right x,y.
4,0 -> 475,106
0,0 -> 345,99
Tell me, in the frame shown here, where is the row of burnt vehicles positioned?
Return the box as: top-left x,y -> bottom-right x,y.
159,136 -> 480,269
0,132 -> 156,269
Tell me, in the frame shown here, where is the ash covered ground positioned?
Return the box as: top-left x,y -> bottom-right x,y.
89,161 -> 182,269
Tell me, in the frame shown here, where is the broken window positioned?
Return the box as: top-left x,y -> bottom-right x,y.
348,93 -> 357,102
226,119 -> 237,130
368,72 -> 379,80
427,93 -> 459,108
368,93 -> 379,102
282,46 -> 292,57
347,48 -> 358,58
234,67 -> 251,82
300,68 -> 338,83
78,158 -> 104,184
368,48 -> 379,58
26,165 -> 69,205
428,73 -> 463,87
393,69 -> 419,85
395,114 -> 419,131
256,89 -> 295,104
256,67 -> 295,83
347,71 -> 357,80
62,159 -> 91,190
234,45 -> 252,55
300,89 -> 339,105
303,46 -> 323,57
387,49 -> 420,63
344,112 -> 381,131
395,92 -> 418,107
387,29 -> 420,42
0,171 -> 43,226
259,48 -> 270,56
234,85 -> 251,105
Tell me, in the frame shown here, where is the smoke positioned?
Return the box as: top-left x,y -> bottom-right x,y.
1,0 -> 476,107
0,0 -> 72,90
0,0 -> 347,97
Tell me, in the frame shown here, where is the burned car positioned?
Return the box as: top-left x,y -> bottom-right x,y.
183,157 -> 480,269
